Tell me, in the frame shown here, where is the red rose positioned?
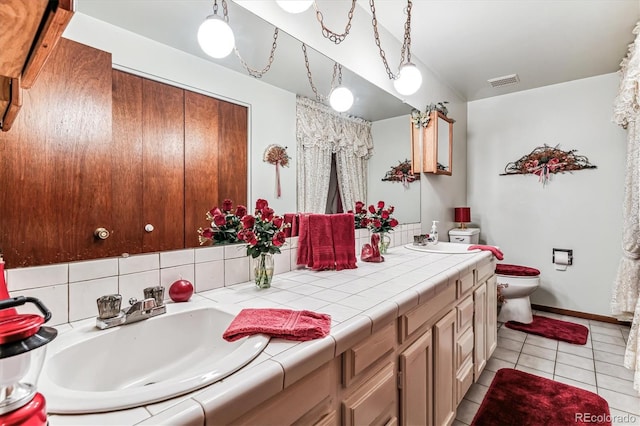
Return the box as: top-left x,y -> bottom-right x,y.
222,199 -> 233,212
373,219 -> 382,229
381,210 -> 390,219
241,215 -> 255,229
377,201 -> 385,209
368,205 -> 376,214
235,205 -> 247,217
245,230 -> 258,245
255,199 -> 268,211
347,209 -> 354,214
355,201 -> 364,212
389,206 -> 395,214
208,207 -> 222,218
389,218 -> 399,227
272,216 -> 283,228
201,228 -> 214,238
272,231 -> 286,247
361,218 -> 369,227
262,207 -> 274,221
213,214 -> 226,227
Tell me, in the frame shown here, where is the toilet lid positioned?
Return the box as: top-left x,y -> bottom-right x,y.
495,263 -> 540,277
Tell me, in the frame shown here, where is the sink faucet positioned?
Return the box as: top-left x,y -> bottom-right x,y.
95,286 -> 166,330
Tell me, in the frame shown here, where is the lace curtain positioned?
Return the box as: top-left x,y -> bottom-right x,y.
612,21 -> 640,393
296,96 -> 373,213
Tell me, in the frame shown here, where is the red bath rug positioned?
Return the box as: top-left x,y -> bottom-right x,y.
471,368 -> 611,426
505,315 -> 589,345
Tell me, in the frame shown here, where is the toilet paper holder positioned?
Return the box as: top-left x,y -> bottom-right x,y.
552,248 -> 573,265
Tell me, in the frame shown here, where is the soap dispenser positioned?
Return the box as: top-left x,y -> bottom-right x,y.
430,220 -> 439,244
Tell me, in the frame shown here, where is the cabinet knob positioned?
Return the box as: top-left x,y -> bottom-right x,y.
144,224 -> 154,233
94,227 -> 110,240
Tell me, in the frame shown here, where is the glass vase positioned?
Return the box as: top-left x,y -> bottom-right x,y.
379,232 -> 391,254
253,253 -> 274,289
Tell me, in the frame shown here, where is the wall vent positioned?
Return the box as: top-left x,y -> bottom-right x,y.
488,73 -> 520,88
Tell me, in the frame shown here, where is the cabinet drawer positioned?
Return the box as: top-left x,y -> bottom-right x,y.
457,272 -> 474,297
343,322 -> 395,387
457,327 -> 474,369
400,283 -> 456,343
476,259 -> 495,284
343,362 -> 396,426
456,358 -> 474,405
456,295 -> 474,333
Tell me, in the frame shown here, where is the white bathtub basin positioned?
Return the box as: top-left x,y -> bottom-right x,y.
39,301 -> 270,414
404,241 -> 480,254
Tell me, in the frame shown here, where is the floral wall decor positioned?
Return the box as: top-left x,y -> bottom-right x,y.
500,144 -> 597,186
263,144 -> 290,198
381,159 -> 419,188
410,101 -> 452,128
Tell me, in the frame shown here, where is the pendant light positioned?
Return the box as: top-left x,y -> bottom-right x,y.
276,0 -> 313,14
393,62 -> 422,96
197,1 -> 235,59
329,86 -> 354,112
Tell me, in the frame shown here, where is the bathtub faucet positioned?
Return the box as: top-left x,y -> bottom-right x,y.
95,286 -> 166,330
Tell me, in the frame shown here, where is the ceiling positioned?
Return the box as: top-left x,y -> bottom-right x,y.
74,0 -> 639,121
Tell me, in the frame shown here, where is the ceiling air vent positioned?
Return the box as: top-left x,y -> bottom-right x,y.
488,73 -> 520,88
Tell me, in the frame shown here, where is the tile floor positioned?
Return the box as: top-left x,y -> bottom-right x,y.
455,311 -> 640,426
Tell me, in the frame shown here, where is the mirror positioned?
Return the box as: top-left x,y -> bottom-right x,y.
436,114 -> 453,175
410,111 -> 454,175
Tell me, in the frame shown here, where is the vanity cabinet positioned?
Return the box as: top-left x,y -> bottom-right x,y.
410,110 -> 454,175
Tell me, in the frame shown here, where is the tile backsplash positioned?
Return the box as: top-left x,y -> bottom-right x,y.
5,223 -> 422,326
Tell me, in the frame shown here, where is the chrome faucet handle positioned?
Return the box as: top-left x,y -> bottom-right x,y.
97,294 -> 122,319
143,286 -> 165,307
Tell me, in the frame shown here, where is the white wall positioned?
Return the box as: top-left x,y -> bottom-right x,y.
468,73 -> 627,316
64,13 -> 298,216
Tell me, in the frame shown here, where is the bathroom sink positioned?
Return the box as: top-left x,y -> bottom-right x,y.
39,301 -> 270,414
404,242 -> 481,254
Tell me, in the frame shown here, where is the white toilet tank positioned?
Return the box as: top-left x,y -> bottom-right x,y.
449,228 -> 480,244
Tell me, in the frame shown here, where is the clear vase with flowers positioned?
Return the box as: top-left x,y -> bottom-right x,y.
238,198 -> 288,289
365,201 -> 399,254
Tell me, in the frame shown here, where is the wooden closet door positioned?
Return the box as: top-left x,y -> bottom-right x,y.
218,101 -> 247,210
0,38 -> 113,267
111,70 -> 144,256
141,79 -> 185,252
184,90 -> 220,248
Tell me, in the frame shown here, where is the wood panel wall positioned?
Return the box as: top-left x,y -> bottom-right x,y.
0,40 -> 248,268
0,38 -> 113,267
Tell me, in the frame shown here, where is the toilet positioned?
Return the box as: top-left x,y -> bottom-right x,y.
495,263 -> 540,324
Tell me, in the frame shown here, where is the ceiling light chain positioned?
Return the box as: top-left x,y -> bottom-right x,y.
234,28 -> 279,78
302,43 -> 339,102
369,0 -> 412,80
213,0 -> 229,23
313,0 -> 357,44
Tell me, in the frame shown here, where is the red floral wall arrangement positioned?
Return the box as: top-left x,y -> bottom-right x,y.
500,144 -> 596,186
381,159 -> 419,188
263,144 -> 290,198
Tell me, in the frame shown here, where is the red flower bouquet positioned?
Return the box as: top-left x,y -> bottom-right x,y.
238,198 -> 288,258
366,201 -> 399,234
198,199 -> 247,245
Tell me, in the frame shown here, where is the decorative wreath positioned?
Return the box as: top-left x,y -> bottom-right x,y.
382,159 -> 419,188
263,144 -> 290,198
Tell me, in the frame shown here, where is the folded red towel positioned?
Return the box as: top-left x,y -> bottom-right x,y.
283,213 -> 300,238
469,244 -> 504,260
296,214 -> 311,266
222,308 -> 331,342
308,214 -> 335,270
331,213 -> 357,270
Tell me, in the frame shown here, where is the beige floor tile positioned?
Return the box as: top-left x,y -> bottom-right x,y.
593,340 -> 627,355
523,334 -> 558,350
598,388 -> 640,416
476,369 -> 496,387
485,357 -> 515,372
556,351 -> 595,371
463,383 -> 489,404
592,332 -> 628,347
455,399 -> 480,425
491,346 -> 520,363
514,365 -> 554,379
497,336 -> 524,352
521,342 -> 557,361
595,360 -> 636,381
594,349 -> 625,365
596,373 -> 638,397
517,353 -> 555,374
558,341 -> 594,359
591,323 -> 625,336
609,409 -> 640,426
497,327 -> 527,342
554,363 -> 597,385
553,375 -> 598,394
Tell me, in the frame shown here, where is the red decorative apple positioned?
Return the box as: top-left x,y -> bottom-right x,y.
169,279 -> 193,303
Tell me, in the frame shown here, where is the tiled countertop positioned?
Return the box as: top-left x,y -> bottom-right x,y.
48,245 -> 493,425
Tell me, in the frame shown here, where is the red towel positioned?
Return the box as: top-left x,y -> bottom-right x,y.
469,244 -> 504,260
296,214 -> 311,266
308,214 -> 335,270
283,213 -> 300,238
331,213 -> 357,270
222,308 -> 331,342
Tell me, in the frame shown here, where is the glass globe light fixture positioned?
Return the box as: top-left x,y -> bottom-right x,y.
276,0 -> 313,14
393,63 -> 422,96
329,86 -> 354,113
197,14 -> 235,59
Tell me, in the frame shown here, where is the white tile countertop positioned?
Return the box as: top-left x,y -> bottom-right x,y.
47,245 -> 493,425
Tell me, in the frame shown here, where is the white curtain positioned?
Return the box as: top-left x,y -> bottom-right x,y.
612,21 -> 640,393
296,96 -> 373,213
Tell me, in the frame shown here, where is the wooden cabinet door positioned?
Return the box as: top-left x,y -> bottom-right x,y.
474,281 -> 487,380
399,329 -> 433,426
141,79 -> 185,252
486,275 -> 498,359
0,38 -> 113,267
217,101 -> 247,210
434,309 -> 456,426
